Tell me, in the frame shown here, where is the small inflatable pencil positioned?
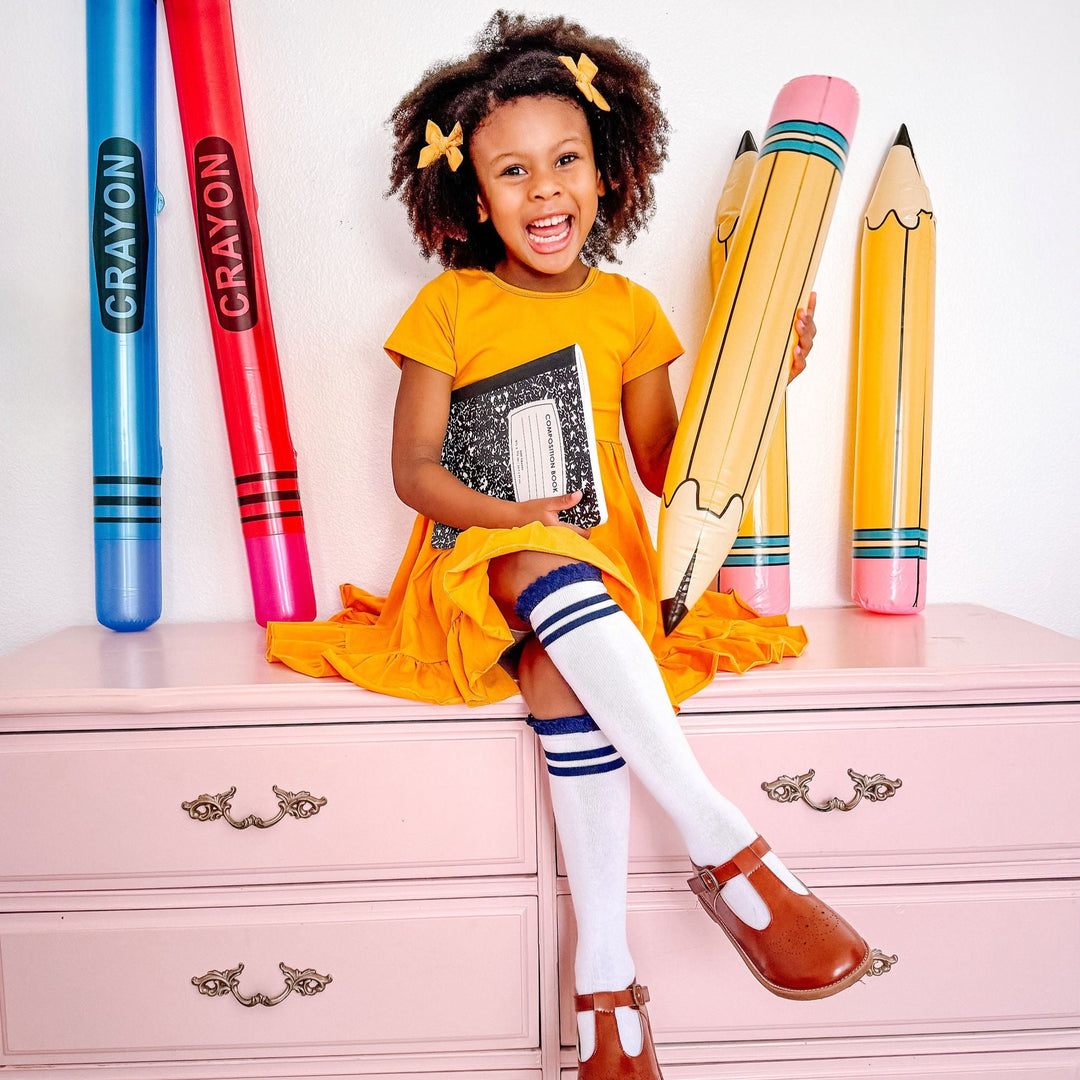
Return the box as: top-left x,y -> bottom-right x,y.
710,132 -> 792,616
659,76 -> 858,634
852,125 -> 935,613
87,0 -> 162,631
164,0 -> 316,625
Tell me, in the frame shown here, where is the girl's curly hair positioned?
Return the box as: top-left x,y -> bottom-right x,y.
387,10 -> 669,269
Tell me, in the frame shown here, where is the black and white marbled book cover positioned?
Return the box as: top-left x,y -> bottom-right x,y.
431,344 -> 607,549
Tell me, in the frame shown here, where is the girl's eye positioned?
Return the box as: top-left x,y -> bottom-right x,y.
557,153 -> 579,167
501,165 -> 525,177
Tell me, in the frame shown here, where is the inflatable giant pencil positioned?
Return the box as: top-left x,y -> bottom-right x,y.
87,0 -> 162,631
710,132 -> 793,616
852,125 -> 935,613
164,0 -> 316,625
660,76 -> 857,634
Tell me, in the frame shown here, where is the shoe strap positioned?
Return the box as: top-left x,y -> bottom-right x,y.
689,835 -> 771,894
575,981 -> 650,1013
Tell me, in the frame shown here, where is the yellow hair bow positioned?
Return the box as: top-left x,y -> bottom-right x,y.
558,53 -> 610,112
417,120 -> 464,172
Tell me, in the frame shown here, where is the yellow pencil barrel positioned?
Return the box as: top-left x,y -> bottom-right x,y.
660,76 -> 857,634
852,125 -> 935,613
708,133 -> 792,615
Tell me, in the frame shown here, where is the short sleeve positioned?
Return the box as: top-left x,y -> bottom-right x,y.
384,272 -> 458,376
621,280 -> 684,384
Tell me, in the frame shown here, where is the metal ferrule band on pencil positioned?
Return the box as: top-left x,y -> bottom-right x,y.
762,120 -> 848,173
852,528 -> 928,560
722,535 -> 791,567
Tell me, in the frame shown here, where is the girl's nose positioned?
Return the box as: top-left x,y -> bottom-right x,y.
531,171 -> 561,199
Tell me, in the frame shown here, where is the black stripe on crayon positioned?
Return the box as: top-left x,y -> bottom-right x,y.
94,475 -> 162,485
236,490 -> 301,506
234,471 -> 299,486
95,516 -> 162,524
240,510 -> 305,524
94,496 -> 162,506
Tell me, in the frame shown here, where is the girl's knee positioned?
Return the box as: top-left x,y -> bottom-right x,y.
518,635 -> 584,717
489,551 -> 577,628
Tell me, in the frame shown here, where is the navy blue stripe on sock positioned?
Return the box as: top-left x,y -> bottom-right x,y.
544,744 -> 618,762
526,714 -> 598,735
532,591 -> 609,639
538,603 -> 621,648
547,756 -> 626,777
515,562 -> 603,622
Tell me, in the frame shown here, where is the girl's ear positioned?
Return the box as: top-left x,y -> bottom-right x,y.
596,171 -> 606,197
476,193 -> 490,224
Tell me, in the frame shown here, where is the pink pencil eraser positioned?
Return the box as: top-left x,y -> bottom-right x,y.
852,558 -> 925,615
768,74 -> 859,144
719,565 -> 791,617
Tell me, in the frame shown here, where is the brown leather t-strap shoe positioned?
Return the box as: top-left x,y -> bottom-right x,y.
574,981 -> 664,1079
689,836 -> 873,1000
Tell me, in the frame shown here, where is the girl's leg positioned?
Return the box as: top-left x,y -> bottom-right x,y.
517,637 -> 643,1060
491,553 -> 645,1060
494,555 -> 870,1003
508,561 -> 808,929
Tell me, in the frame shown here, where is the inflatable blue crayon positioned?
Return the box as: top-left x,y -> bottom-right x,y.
86,0 -> 162,630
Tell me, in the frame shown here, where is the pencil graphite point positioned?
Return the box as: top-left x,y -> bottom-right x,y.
737,129 -> 758,156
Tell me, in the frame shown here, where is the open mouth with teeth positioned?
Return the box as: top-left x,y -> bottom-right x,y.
526,214 -> 573,252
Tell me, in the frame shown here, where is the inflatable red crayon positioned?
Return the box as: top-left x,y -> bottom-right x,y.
164,0 -> 315,624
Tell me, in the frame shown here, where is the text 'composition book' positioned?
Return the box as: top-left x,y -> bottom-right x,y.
432,344 -> 607,549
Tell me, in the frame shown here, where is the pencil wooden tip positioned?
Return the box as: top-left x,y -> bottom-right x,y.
737,130 -> 758,156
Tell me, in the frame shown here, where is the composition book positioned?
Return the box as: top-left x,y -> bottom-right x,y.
431,344 -> 608,549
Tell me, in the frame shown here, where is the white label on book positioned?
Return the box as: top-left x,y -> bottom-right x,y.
508,400 -> 567,502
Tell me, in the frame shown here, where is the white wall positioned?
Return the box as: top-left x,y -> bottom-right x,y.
2,0 -> 1078,658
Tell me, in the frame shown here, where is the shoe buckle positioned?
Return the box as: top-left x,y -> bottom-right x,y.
630,983 -> 648,1007
698,867 -> 720,893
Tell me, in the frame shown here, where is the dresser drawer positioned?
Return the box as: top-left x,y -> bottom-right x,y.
561,1049 -> 1080,1078
617,707 -> 1080,878
558,879 -> 1080,1045
0,892 -> 539,1063
0,723 -> 536,890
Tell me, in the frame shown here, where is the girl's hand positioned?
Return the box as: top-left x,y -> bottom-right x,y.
790,291 -> 817,381
517,490 -> 591,538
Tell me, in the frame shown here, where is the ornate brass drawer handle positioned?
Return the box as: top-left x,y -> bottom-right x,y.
192,962 -> 332,1007
761,768 -> 902,812
181,785 -> 327,829
867,948 -> 899,976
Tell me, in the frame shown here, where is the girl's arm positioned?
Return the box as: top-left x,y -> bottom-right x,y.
622,296 -> 817,499
392,357 -> 584,531
622,365 -> 679,497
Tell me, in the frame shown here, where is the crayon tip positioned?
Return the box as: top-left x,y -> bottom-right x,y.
736,130 -> 758,156
661,597 -> 689,636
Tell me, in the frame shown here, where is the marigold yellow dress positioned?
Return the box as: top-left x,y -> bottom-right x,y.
266,268 -> 806,705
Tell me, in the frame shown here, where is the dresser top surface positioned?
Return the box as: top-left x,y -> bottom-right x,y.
1,605 -> 1078,726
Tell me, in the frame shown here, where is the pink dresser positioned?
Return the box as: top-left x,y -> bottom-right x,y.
1,605 -> 1078,1079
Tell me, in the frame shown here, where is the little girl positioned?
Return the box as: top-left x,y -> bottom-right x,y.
269,12 -> 872,1078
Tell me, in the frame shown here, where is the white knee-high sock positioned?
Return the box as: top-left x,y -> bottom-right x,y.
528,713 -> 642,1059
517,565 -> 807,930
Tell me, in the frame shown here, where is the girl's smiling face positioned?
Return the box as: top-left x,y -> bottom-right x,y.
470,95 -> 604,292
